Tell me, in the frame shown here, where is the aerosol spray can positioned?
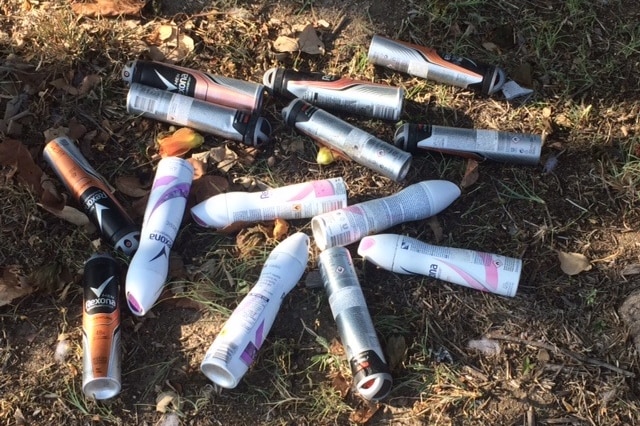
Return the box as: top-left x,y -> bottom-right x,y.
43,137 -> 139,256
126,83 -> 272,147
82,253 -> 121,400
122,60 -> 265,113
125,157 -> 194,316
358,234 -> 522,297
318,247 -> 392,401
311,180 -> 461,251
201,233 -> 310,388
394,123 -> 542,165
368,34 -> 506,96
191,177 -> 348,230
263,67 -> 404,121
282,99 -> 412,182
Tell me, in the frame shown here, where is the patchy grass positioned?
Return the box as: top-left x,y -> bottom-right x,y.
1,0 -> 640,425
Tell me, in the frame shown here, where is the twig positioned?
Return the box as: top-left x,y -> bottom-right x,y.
486,333 -> 635,378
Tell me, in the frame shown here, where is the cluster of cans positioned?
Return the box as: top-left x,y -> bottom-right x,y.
45,34 -> 540,403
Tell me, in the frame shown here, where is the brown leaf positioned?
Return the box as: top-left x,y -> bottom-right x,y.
273,24 -> 325,55
427,216 -> 443,244
619,290 -> 640,352
557,251 -> 592,275
190,175 -> 229,204
78,74 -> 102,96
385,335 -> 407,372
187,157 -> 207,180
38,203 -> 93,229
349,401 -> 380,424
0,138 -> 43,191
460,158 -> 480,188
67,117 -> 88,140
272,218 -> 289,240
71,0 -> 146,17
329,370 -> 350,398
0,266 -> 33,307
43,126 -> 69,142
621,264 -> 640,276
115,175 -> 150,198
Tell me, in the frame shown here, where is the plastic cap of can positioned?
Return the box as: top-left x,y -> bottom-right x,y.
121,61 -> 136,84
251,117 -> 272,147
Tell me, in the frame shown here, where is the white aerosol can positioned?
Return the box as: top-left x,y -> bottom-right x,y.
318,246 -> 392,401
125,157 -> 194,316
311,180 -> 461,251
357,234 -> 522,297
282,99 -> 412,182
191,177 -> 348,229
200,232 -> 310,388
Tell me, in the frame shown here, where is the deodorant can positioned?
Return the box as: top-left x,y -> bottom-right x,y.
394,123 -> 542,165
263,67 -> 404,121
43,137 -> 140,256
318,247 -> 392,401
368,34 -> 506,96
82,253 -> 121,400
282,99 -> 412,182
122,60 -> 265,113
126,83 -> 272,147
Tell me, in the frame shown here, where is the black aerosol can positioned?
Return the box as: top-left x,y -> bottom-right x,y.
263,67 -> 404,121
82,253 -> 121,400
317,247 -> 393,401
282,99 -> 412,182
126,83 -> 272,147
122,60 -> 265,113
43,137 -> 140,255
394,123 -> 542,165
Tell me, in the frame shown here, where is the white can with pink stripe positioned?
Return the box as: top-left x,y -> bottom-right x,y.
191,177 -> 347,229
357,234 -> 521,297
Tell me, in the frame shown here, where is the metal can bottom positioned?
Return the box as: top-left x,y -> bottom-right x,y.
83,377 -> 121,400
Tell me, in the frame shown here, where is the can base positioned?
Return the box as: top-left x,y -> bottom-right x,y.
83,378 -> 121,400
201,362 -> 239,389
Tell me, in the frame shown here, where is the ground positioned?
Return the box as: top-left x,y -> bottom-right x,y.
1,0 -> 640,425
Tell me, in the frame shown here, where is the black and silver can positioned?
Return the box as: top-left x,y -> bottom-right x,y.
82,253 -> 121,400
368,34 -> 506,96
282,99 -> 412,182
318,247 -> 392,401
263,67 -> 404,121
43,137 -> 140,256
122,60 -> 265,113
394,123 -> 542,165
126,83 -> 272,147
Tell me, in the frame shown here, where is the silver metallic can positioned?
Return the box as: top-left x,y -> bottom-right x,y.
82,253 -> 121,400
122,60 -> 265,114
282,99 -> 412,182
394,123 -> 542,165
368,34 -> 506,96
126,83 -> 272,147
318,247 -> 392,401
263,67 -> 404,121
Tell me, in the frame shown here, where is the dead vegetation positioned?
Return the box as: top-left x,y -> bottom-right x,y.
1,0 -> 640,425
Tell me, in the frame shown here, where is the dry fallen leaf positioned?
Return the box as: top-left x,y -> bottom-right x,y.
115,175 -> 150,198
621,264 -> 640,276
71,0 -> 146,17
0,266 -> 33,307
155,390 -> 181,413
190,175 -> 229,204
427,216 -> 444,243
38,203 -> 93,229
272,218 -> 290,240
273,24 -> 325,55
460,158 -> 480,188
557,251 -> 592,275
329,370 -> 351,398
157,128 -> 204,158
349,401 -> 380,424
149,24 -> 195,63
385,335 -> 407,371
316,146 -> 336,165
0,138 -> 44,192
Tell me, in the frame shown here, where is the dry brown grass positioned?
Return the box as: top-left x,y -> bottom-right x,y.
1,0 -> 640,425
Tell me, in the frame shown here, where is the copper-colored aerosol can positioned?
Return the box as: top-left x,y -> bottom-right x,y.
122,60 -> 265,113
368,35 -> 506,96
126,83 -> 272,147
317,247 -> 393,401
282,99 -> 412,182
394,123 -> 542,165
82,253 -> 121,400
43,137 -> 140,256
263,67 -> 404,121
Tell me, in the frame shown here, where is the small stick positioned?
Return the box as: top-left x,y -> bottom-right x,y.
486,332 -> 635,378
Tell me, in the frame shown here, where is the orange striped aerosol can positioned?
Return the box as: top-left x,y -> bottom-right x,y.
82,253 -> 121,400
43,137 -> 140,256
